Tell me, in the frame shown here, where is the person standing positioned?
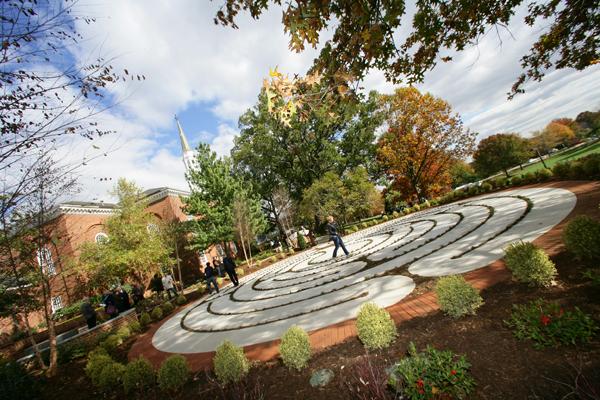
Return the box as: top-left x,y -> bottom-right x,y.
222,255 -> 239,286
162,273 -> 178,300
102,290 -> 119,319
80,297 -> 97,329
326,215 -> 350,258
131,284 -> 144,305
204,262 -> 219,294
150,273 -> 164,298
115,286 -> 131,312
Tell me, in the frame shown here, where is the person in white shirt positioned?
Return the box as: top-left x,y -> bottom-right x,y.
161,273 -> 177,300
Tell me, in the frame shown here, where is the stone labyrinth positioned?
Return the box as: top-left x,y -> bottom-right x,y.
153,187 -> 576,353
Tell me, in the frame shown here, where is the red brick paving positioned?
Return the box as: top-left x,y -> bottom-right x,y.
128,181 -> 600,372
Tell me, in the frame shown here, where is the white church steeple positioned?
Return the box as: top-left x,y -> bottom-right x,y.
175,115 -> 195,171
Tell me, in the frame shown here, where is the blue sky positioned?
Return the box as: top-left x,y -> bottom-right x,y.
59,0 -> 600,201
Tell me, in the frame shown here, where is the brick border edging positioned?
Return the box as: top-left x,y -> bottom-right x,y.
128,181 -> 600,371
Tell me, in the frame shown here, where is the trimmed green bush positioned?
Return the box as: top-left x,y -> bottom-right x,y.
390,342 -> 475,399
151,306 -> 163,321
356,302 -> 397,350
175,295 -> 187,306
562,215 -> 600,262
522,172 -> 537,184
435,275 -> 483,318
116,326 -> 131,339
213,340 -> 250,384
140,312 -> 152,327
128,321 -> 142,334
504,242 -> 557,286
511,175 -> 523,186
297,233 -> 307,250
392,211 -> 399,218
480,182 -> 492,192
161,301 -> 174,314
279,325 -> 311,371
97,361 -> 126,392
382,215 -> 389,221
581,153 -> 600,178
235,267 -> 245,276
85,352 -> 114,387
361,222 -> 369,229
413,204 -> 421,211
535,168 -> 553,182
100,334 -> 123,352
467,185 -> 479,196
216,277 -> 225,285
552,162 -> 571,179
270,255 -> 277,263
123,357 -> 155,394
157,355 -> 189,393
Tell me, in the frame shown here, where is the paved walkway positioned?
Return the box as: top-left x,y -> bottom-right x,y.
128,181 -> 600,371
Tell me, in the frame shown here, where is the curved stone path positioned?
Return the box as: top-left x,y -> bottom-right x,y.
129,182 -> 600,370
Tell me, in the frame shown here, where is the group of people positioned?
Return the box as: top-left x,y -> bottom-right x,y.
149,272 -> 179,299
203,255 -> 239,294
80,284 -> 144,330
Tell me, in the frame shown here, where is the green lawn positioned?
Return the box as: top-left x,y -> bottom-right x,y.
511,140 -> 600,176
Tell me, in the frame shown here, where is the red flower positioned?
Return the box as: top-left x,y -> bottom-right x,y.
416,378 -> 424,388
450,369 -> 457,375
540,314 -> 551,326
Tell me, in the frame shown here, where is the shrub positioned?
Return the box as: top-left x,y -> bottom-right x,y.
235,267 -> 245,276
382,215 -> 389,221
435,275 -> 483,318
356,302 -> 397,350
390,342 -> 475,399
562,215 -> 600,262
413,204 -> 421,211
151,306 -> 163,321
270,255 -> 277,263
0,356 -> 39,400
278,252 -> 286,259
535,168 -> 553,182
101,334 -> 123,353
505,299 -> 598,349
157,355 -> 189,393
279,325 -> 311,370
254,259 -> 262,268
85,352 -> 114,387
492,177 -> 508,189
569,161 -> 586,179
129,321 -> 142,334
116,326 -> 131,340
361,222 -> 369,229
162,301 -> 174,314
467,185 -> 479,196
217,277 -> 225,285
213,340 -> 250,384
522,172 -> 537,184
392,211 -> 399,219
581,153 -> 600,178
480,182 -> 492,192
97,361 -> 126,392
504,241 -> 557,286
297,233 -> 307,250
510,175 -> 523,186
552,162 -> 571,179
140,312 -> 152,327
123,357 -> 155,394
57,341 -> 88,364
175,295 -> 187,306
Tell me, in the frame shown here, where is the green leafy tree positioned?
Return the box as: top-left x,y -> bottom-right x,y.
79,179 -> 173,288
449,160 -> 479,188
215,0 -> 598,97
575,110 -> 600,137
473,133 -> 531,178
232,190 -> 267,267
184,144 -> 243,254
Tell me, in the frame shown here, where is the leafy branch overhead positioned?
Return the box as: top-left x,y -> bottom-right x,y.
216,0 -> 599,97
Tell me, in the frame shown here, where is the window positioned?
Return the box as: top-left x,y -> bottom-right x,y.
199,250 -> 208,265
95,232 -> 109,243
216,244 -> 225,257
37,247 -> 56,276
146,223 -> 159,234
51,296 -> 63,313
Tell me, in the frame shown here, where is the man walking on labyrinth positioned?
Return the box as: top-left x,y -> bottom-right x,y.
326,215 -> 350,258
222,255 -> 239,286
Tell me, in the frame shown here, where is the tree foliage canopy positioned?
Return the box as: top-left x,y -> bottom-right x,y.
473,133 -> 531,178
377,87 -> 475,201
215,0 -> 599,97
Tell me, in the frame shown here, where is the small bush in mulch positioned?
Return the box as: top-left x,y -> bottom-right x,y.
97,361 -> 126,392
85,350 -> 114,387
100,334 -> 123,353
175,295 -> 187,306
389,342 -> 475,399
279,325 -> 311,371
480,182 -> 492,192
151,306 -> 163,321
0,356 -> 39,400
356,302 -> 397,350
562,215 -> 600,263
213,340 -> 250,384
123,357 -> 155,394
343,355 -> 393,400
535,168 -> 553,182
128,321 -> 142,334
157,355 -> 189,393
139,312 -> 152,327
504,241 -> 557,286
505,299 -> 598,349
435,275 -> 483,318
161,301 -> 174,314
116,326 -> 131,340
236,268 -> 245,276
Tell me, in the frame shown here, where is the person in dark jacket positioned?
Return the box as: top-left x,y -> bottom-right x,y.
131,284 -> 144,305
204,262 -> 219,294
80,297 -> 97,329
150,273 -> 164,298
102,290 -> 119,319
222,256 -> 239,286
326,215 -> 350,258
115,286 -> 130,312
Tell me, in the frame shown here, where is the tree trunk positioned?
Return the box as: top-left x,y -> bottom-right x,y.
174,238 -> 184,290
239,232 -> 249,267
504,168 -> 510,178
21,310 -> 46,369
41,278 -> 58,377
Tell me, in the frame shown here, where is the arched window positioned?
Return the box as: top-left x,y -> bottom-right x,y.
37,247 -> 56,276
95,232 -> 109,244
199,250 -> 208,265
